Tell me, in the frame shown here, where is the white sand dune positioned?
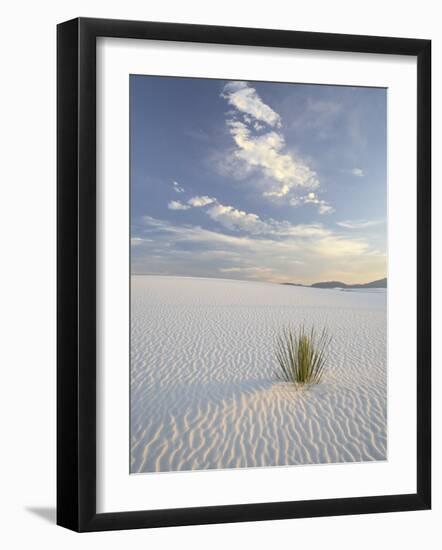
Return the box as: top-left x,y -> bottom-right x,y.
131,275 -> 387,473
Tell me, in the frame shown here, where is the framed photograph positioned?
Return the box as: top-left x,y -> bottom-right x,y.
57,17 -> 431,532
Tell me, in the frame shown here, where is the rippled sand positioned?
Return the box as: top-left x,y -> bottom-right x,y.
131,275 -> 387,473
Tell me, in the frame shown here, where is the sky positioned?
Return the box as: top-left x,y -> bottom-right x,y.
130,75 -> 387,285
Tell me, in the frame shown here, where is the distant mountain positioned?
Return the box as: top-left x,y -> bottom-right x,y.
283,278 -> 387,289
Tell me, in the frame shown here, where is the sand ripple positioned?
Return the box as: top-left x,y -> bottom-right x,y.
131,276 -> 387,473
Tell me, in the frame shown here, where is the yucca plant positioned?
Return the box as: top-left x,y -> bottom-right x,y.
274,325 -> 331,386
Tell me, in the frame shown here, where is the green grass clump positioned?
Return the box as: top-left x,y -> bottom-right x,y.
274,326 -> 331,386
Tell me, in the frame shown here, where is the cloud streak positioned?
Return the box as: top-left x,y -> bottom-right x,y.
205,201 -> 330,238
172,180 -> 185,193
303,192 -> 335,215
172,193 -> 331,237
168,200 -> 190,211
132,212 -> 385,284
336,219 -> 382,229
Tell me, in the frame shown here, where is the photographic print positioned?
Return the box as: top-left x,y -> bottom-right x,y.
130,75 -> 387,474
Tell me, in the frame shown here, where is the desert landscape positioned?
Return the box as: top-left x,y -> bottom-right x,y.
130,76 -> 387,474
130,275 -> 387,473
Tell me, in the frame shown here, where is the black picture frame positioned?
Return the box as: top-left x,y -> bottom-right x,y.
57,17 -> 431,532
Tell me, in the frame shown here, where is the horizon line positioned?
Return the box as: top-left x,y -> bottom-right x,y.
131,273 -> 387,286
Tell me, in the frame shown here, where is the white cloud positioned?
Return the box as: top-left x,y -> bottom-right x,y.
336,219 -> 381,229
302,192 -> 335,215
350,168 -> 364,177
187,195 -> 215,207
221,81 -> 281,128
289,197 -> 301,207
226,119 -> 319,198
221,82 -> 329,209
168,200 -> 190,211
318,202 -> 335,215
131,237 -> 153,247
172,180 -> 185,193
206,203 -> 267,234
219,267 -> 242,272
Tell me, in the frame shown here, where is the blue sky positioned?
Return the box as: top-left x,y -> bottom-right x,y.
130,75 -> 386,284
